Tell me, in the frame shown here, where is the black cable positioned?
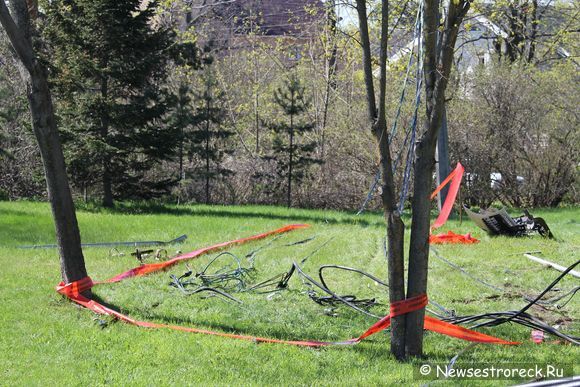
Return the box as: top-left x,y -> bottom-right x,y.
293,261 -> 382,318
318,264 -> 389,289
504,259 -> 579,325
440,260 -> 580,345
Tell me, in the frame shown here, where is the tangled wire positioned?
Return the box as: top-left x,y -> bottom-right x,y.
440,259 -> 580,345
168,236 -> 579,345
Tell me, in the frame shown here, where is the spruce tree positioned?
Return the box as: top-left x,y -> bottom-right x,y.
266,74 -> 320,208
43,0 -> 179,206
166,83 -> 196,182
186,53 -> 234,205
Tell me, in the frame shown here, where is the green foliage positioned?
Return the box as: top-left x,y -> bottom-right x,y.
0,201 -> 578,384
42,0 -> 180,202
264,74 -> 321,207
183,51 -> 235,204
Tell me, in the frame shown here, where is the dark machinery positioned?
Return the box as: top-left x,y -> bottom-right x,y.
464,206 -> 553,238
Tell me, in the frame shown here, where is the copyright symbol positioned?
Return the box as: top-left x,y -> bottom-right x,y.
420,364 -> 432,376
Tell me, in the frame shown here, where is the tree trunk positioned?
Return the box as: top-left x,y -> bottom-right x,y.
288,113 -> 294,208
205,98 -> 211,205
320,0 -> 338,159
100,74 -> 113,208
0,0 -> 88,286
404,0 -> 470,358
255,89 -> 260,153
29,67 -> 89,284
405,131 -> 437,357
527,0 -> 539,63
355,0 -> 408,360
179,128 -> 184,181
436,108 -> 451,210
102,167 -> 113,207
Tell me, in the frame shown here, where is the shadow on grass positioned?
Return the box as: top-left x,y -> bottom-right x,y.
76,201 -> 393,229
87,292 -> 455,362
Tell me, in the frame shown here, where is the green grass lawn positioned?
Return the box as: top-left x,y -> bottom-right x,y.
0,201 -> 578,386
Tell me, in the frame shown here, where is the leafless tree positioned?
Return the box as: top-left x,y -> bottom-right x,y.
355,0 -> 470,359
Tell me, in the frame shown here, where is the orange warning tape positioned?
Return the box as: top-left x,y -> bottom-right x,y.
429,163 -> 480,244
429,231 -> 479,244
56,225 -> 516,347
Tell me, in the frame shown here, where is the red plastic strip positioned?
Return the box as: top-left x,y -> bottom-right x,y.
429,231 -> 479,245
57,227 -> 518,348
431,162 -> 465,229
98,224 -> 309,284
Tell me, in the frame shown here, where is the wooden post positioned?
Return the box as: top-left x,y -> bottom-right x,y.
436,107 -> 451,211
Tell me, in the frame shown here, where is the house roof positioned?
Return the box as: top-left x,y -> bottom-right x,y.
196,0 -> 324,37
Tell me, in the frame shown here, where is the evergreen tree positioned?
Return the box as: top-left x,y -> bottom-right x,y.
166,83 -> 196,182
43,0 -> 179,206
266,74 -> 320,208
187,53 -> 234,204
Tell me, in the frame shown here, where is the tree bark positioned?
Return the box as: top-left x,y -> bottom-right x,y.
288,110 -> 294,208
320,0 -> 338,159
355,0 -> 407,360
100,73 -> 113,208
205,98 -> 211,205
527,0 -> 539,63
436,108 -> 451,210
405,0 -> 470,357
0,0 -> 88,286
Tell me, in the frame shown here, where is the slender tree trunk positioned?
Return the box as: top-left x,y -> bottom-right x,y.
405,0 -> 470,357
436,108 -> 451,210
527,0 -> 538,63
205,98 -> 211,205
179,128 -> 184,181
355,0 -> 407,360
255,89 -> 260,153
288,113 -> 294,208
100,74 -> 113,208
102,168 -> 113,207
320,0 -> 338,159
0,0 -> 88,286
178,92 -> 185,181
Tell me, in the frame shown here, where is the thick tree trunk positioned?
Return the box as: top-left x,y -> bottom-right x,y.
29,66 -> 89,284
405,130 -> 437,357
0,0 -> 88,286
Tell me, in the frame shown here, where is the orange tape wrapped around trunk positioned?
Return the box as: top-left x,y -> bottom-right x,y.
57,225 -> 516,347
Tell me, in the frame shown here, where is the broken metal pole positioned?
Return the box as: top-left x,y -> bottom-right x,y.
18,235 -> 187,249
